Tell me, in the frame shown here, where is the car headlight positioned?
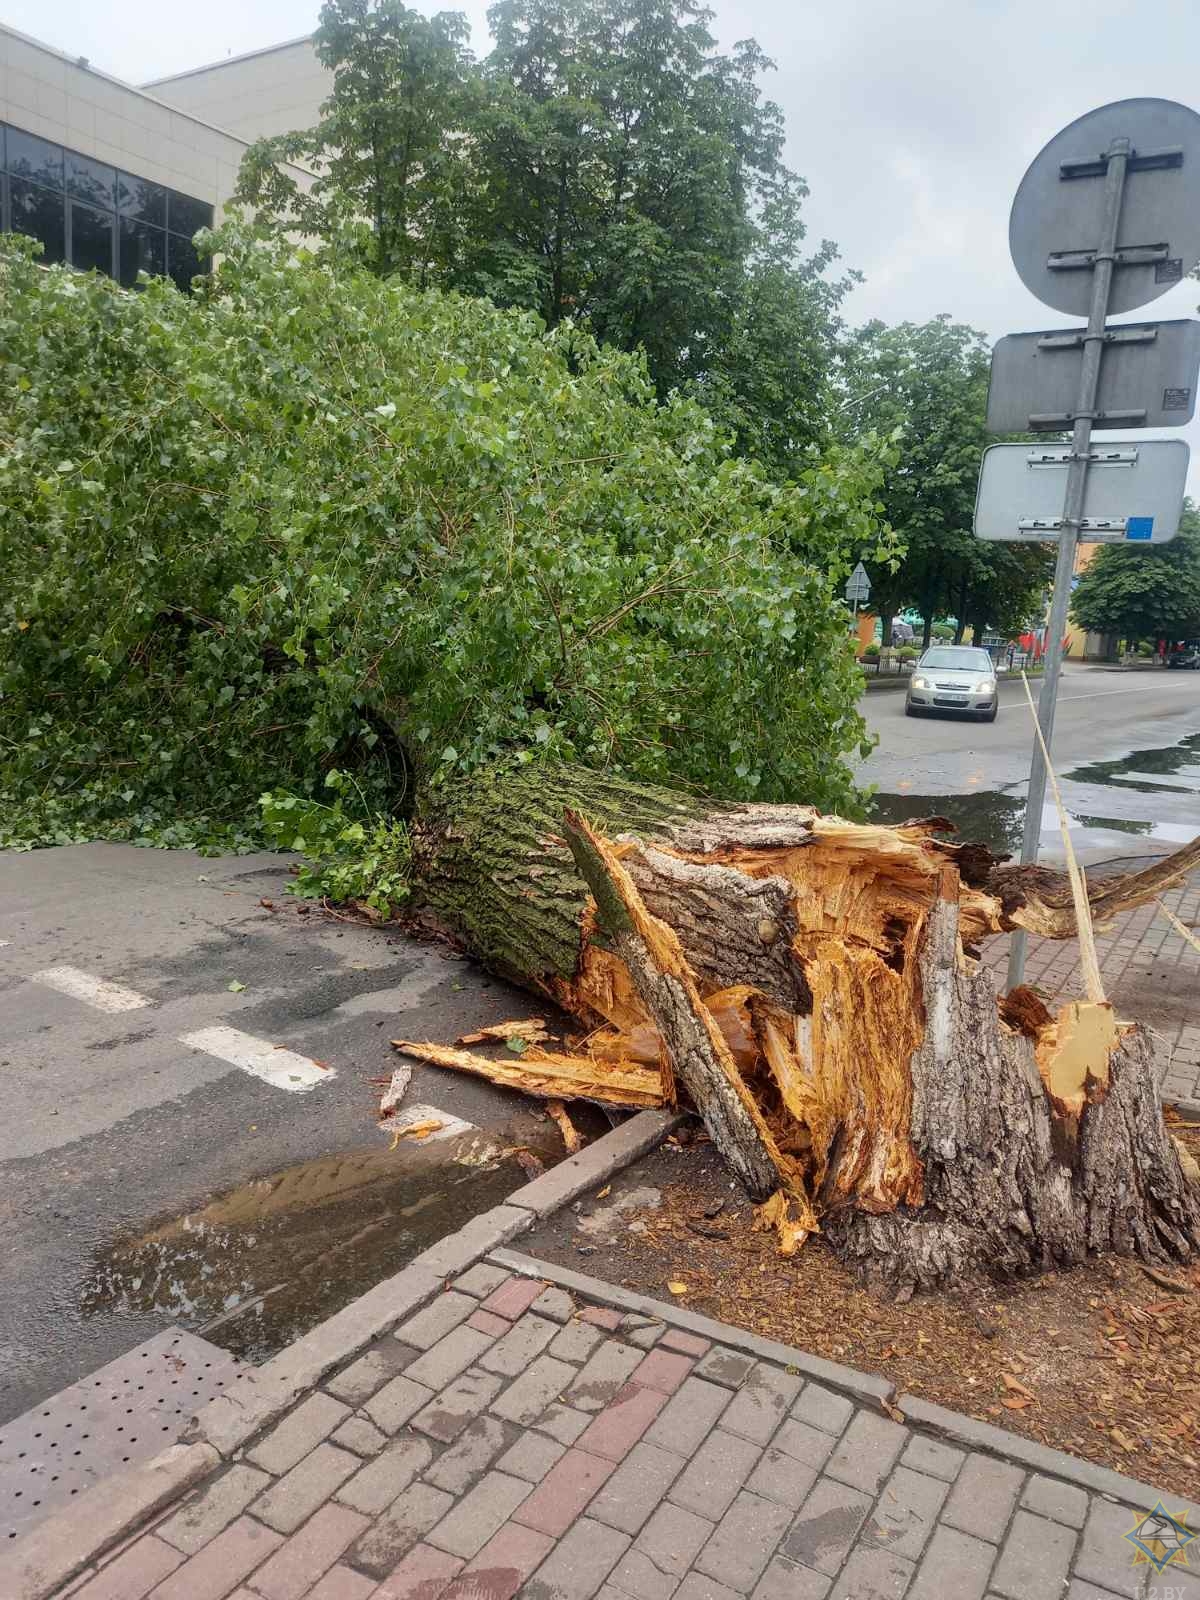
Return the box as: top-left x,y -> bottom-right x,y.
911,675 -> 930,690
981,679 -> 997,694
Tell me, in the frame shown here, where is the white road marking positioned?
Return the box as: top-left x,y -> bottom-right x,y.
1051,682 -> 1200,703
178,1027 -> 336,1092
31,965 -> 151,1012
0,940 -> 10,948
381,1101 -> 477,1143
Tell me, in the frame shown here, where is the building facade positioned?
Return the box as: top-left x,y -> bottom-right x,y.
0,23 -> 315,291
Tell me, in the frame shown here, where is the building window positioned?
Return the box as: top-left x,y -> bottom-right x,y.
0,121 -> 213,290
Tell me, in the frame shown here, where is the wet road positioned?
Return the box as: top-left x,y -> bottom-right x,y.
857,667 -> 1200,862
0,847 -> 572,1422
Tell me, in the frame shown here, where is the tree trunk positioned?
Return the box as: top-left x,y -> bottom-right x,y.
403,764 -> 1200,1289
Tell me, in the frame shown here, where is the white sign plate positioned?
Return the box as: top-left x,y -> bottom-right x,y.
974,439 -> 1189,542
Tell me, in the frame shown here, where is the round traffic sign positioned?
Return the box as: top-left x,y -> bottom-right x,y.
1009,98 -> 1200,317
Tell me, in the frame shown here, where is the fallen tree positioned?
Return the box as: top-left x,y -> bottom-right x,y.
396,763 -> 1200,1289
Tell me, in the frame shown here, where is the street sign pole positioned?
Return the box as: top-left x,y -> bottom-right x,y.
1006,138 -> 1130,989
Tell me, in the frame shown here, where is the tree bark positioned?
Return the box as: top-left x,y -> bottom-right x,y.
403,763 -> 1200,1288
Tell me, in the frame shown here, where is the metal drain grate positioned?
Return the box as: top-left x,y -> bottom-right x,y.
1,1328 -> 248,1545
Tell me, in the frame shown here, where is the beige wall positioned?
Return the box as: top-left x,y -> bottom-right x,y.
0,23 -> 312,217
143,39 -> 329,150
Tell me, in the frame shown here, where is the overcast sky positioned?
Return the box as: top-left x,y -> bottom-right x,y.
10,0 -> 1200,488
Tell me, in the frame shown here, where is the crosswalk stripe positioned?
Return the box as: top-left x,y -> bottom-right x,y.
31,965 -> 151,1012
384,1102 -> 477,1143
178,1026 -> 336,1092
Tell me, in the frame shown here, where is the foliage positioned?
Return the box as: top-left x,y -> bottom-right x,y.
0,228 -> 897,851
837,317 -> 1053,643
260,771 -> 412,915
235,0 -> 853,479
1070,501 -> 1200,642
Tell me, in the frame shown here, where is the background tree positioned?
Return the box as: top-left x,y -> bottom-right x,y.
1070,501 -> 1200,644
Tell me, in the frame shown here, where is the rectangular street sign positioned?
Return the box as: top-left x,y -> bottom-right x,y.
974,438 -> 1189,542
986,318 -> 1200,432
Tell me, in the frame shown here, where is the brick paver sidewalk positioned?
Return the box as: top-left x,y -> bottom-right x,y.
982,871 -> 1200,1102
64,1260 -> 1177,1600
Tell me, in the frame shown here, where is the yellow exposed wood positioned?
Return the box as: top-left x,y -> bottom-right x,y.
391,1038 -> 667,1108
1033,1000 -> 1119,1116
456,1019 -> 551,1046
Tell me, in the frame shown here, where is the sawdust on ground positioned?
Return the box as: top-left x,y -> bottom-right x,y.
524,1132 -> 1200,1499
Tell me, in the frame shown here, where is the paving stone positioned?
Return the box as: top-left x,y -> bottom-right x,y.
514,1447 -> 618,1536
634,1502 -> 714,1578
455,1264 -> 514,1297
471,1311 -> 515,1337
789,1385 -> 854,1437
989,1509 -> 1074,1600
397,1292 -> 480,1350
780,1476 -> 873,1575
645,1378 -> 732,1456
628,1325 -> 666,1350
252,1443 -> 361,1535
668,1430 -> 762,1522
374,1543 -> 465,1600
831,1544 -> 914,1599
1064,1584 -> 1139,1600
577,1382 -> 669,1462
305,1565 -> 378,1600
551,1321 -> 607,1364
248,1393 -> 352,1476
332,1415 -> 390,1458
407,1327 -> 498,1390
353,1482 -> 457,1578
941,1456 -> 1025,1544
337,1435 -> 435,1515
498,1430 -> 567,1484
533,1288 -> 576,1322
693,1349 -> 756,1390
157,1462 -> 270,1555
694,1490 -> 792,1592
366,1374 -> 437,1435
823,1412 -> 909,1495
1072,1499 -> 1152,1598
660,1331 -> 711,1359
414,1368 -> 505,1442
149,1516 -> 283,1600
769,1420 -> 835,1472
570,1342 -> 645,1413
580,1307 -> 624,1331
1019,1474 -> 1089,1528
629,1349 -> 694,1396
327,1347 -> 412,1406
522,1515 -> 630,1600
899,1436 -> 965,1483
429,1470 -> 534,1559
862,1465 -> 948,1561
906,1525 -> 996,1600
427,1415 -> 516,1494
671,1573 -> 742,1600
608,1549 -> 678,1600
589,1441 -> 688,1536
482,1316 -> 561,1377
492,1356 -> 578,1425
719,1365 -> 803,1446
446,1523 -> 555,1600
749,1555 -> 830,1600
246,1502 -> 370,1600
481,1276 -> 547,1321
537,1404 -> 595,1445
744,1447 -> 817,1512
71,1535 -> 182,1600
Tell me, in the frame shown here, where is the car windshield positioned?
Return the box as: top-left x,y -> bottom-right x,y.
919,648 -> 993,672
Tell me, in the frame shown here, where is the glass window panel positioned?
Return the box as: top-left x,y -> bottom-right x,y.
68,152 -> 115,210
167,231 -> 207,292
70,201 -> 114,277
117,171 -> 166,227
10,177 -> 65,263
119,218 -> 165,286
166,190 -> 212,239
6,127 -> 64,190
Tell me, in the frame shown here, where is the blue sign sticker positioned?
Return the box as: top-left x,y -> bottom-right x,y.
1126,517 -> 1154,541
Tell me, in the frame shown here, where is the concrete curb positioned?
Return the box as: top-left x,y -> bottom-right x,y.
0,1108 -> 683,1600
490,1247 -> 1200,1525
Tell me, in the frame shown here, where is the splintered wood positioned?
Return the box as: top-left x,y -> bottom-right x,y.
394,800 -> 1200,1284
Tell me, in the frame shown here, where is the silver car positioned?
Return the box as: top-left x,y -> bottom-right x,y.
905,646 -> 999,722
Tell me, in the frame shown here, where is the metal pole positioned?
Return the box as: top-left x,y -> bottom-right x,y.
1007,136 -> 1130,989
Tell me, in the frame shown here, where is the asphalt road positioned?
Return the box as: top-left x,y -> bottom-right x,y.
0,845 -> 561,1422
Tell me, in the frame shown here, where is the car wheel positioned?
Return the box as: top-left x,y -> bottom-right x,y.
983,702 -> 998,722
905,703 -> 919,717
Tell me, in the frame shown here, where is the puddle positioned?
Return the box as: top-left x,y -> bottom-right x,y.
80,1111 -> 605,1364
868,790 -> 1025,856
1064,730 -> 1200,795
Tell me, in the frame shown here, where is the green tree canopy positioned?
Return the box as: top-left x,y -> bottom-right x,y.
1070,501 -> 1200,642
234,0 -> 852,478
0,229 -> 896,850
